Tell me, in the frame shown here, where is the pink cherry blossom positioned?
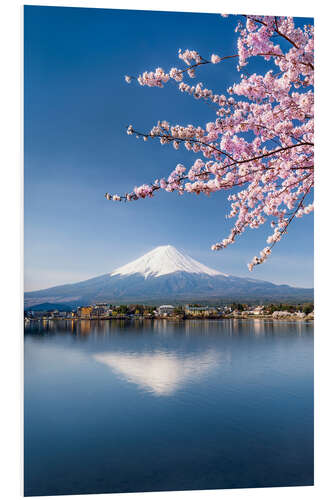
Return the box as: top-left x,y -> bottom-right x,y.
107,15 -> 314,271
211,54 -> 222,64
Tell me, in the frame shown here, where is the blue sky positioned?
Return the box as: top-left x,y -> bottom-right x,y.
24,6 -> 314,291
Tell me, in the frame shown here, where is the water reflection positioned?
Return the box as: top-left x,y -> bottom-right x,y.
24,318 -> 313,496
93,349 -> 223,396
24,318 -> 314,340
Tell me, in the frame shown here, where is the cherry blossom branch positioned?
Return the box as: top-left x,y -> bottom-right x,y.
128,126 -> 235,161
247,184 -> 313,270
128,124 -> 313,167
107,14 -> 314,271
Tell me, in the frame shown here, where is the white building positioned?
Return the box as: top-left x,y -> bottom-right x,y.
252,306 -> 265,315
158,305 -> 175,316
272,311 -> 292,318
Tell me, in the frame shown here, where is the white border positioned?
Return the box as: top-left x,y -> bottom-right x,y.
1,1 -> 332,499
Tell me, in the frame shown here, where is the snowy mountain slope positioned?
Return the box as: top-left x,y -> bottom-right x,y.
24,245 -> 313,307
110,245 -> 227,278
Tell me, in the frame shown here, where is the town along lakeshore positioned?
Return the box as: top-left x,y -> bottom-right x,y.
24,301 -> 314,322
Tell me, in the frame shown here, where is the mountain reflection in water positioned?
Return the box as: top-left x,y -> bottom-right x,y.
93,350 -> 224,396
24,319 -> 313,497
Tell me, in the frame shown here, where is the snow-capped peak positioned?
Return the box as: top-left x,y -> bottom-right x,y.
110,245 -> 228,279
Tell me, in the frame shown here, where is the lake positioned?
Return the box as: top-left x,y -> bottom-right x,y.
24,319 -> 314,496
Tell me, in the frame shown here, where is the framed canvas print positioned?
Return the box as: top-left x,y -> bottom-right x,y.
23,2 -> 314,497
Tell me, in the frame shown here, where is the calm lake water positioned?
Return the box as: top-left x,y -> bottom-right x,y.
24,319 -> 313,496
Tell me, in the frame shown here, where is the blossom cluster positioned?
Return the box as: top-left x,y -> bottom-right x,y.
108,15 -> 314,271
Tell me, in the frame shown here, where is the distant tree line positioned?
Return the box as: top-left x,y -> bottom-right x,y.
264,303 -> 314,314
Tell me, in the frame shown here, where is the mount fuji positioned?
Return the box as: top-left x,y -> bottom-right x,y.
24,245 -> 313,307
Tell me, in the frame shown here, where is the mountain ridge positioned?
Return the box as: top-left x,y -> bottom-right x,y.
24,245 -> 313,307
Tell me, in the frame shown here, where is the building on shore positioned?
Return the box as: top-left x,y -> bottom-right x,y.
77,306 -> 93,319
50,310 -> 68,319
92,303 -> 111,317
185,305 -> 219,317
241,305 -> 266,316
157,305 -> 175,316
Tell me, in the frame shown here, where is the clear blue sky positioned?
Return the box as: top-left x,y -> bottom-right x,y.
24,6 -> 314,291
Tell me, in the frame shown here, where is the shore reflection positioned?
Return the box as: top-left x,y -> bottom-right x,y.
24,318 -> 314,340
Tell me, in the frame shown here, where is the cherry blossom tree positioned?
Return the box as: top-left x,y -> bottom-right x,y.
105,14 -> 314,271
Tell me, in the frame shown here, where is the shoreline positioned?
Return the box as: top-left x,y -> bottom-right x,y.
24,315 -> 314,322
